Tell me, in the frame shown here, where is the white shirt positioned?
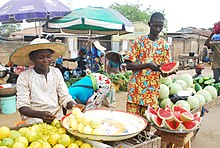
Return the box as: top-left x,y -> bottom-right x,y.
16,66 -> 75,124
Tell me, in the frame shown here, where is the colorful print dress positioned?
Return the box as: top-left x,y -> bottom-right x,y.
124,35 -> 172,109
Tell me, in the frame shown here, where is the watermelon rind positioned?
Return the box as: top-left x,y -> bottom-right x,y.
172,105 -> 188,113
147,106 -> 157,115
172,111 -> 183,123
183,121 -> 198,130
151,114 -> 163,127
164,120 -> 181,130
157,108 -> 174,120
180,111 -> 194,122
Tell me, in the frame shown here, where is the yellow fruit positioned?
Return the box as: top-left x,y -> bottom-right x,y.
69,118 -> 78,131
70,136 -> 76,143
51,119 -> 60,126
58,134 -> 71,147
90,119 -> 101,128
74,140 -> 84,146
9,130 -> 21,140
18,127 -> 29,136
29,141 -> 41,148
1,138 -> 14,147
30,124 -> 40,132
83,117 -> 92,125
25,130 -> 38,143
12,142 -> 26,148
77,123 -> 85,133
72,107 -> 81,116
68,143 -> 79,148
42,141 -> 52,148
83,125 -> 93,134
80,143 -> 92,148
0,126 -> 10,140
58,127 -> 66,134
53,144 -> 65,148
0,146 -> 8,148
48,133 -> 60,146
75,113 -> 85,123
15,136 -> 28,147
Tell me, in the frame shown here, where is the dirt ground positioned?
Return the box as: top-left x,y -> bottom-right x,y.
0,64 -> 220,148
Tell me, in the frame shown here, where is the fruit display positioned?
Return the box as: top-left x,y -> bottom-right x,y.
145,106 -> 202,131
0,119 -> 96,148
67,107 -> 104,135
159,74 -> 219,111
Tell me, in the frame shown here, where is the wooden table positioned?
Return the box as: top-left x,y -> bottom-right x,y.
178,54 -> 200,69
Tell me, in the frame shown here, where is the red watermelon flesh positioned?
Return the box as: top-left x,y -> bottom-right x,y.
173,111 -> 183,123
165,106 -> 172,112
148,106 -> 157,115
160,62 -> 179,73
183,121 -> 197,130
151,114 -> 163,127
193,112 -> 201,120
172,105 -> 188,114
157,108 -> 173,120
165,120 -> 181,130
180,111 -> 194,122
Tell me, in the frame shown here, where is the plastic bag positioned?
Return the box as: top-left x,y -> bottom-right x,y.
102,84 -> 116,108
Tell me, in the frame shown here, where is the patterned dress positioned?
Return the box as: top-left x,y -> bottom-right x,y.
124,35 -> 172,115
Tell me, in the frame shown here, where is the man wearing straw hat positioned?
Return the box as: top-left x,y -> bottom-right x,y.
10,38 -> 84,124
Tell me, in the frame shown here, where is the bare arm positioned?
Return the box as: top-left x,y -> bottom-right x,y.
125,60 -> 160,71
204,33 -> 215,48
19,107 -> 55,124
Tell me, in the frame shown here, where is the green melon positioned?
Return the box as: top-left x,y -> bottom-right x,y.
160,98 -> 173,109
169,83 -> 182,95
174,100 -> 191,111
187,96 -> 199,110
197,90 -> 212,102
160,76 -> 173,86
204,86 -> 218,99
194,94 -> 206,106
179,74 -> 193,88
159,84 -> 170,100
175,80 -> 187,90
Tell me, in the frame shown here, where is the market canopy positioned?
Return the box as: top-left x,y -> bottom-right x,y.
44,6 -> 134,35
0,0 -> 71,24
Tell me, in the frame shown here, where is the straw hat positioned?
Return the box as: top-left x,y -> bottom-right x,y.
93,41 -> 106,52
10,38 -> 66,66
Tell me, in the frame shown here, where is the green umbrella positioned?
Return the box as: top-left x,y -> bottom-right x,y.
44,6 -> 134,35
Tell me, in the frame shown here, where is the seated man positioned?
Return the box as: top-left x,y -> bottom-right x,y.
68,73 -> 111,110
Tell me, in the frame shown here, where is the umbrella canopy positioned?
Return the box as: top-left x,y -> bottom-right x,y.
0,0 -> 71,23
45,6 -> 134,35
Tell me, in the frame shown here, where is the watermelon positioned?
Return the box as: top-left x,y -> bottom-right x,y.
194,94 -> 206,106
160,76 -> 173,86
157,108 -> 173,120
169,83 -> 182,95
159,84 -> 170,100
193,112 -> 201,121
180,111 -> 194,122
147,106 -> 157,115
183,121 -> 198,130
175,100 -> 191,111
160,62 -> 179,73
173,111 -> 183,123
160,98 -> 173,109
164,120 -> 181,130
197,90 -> 212,102
187,96 -> 200,110
172,105 -> 188,113
151,114 -> 163,127
204,86 -> 218,99
175,80 -> 187,90
179,74 -> 193,88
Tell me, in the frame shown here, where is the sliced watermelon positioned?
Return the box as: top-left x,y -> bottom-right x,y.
160,61 -> 179,73
164,120 -> 181,130
165,106 -> 172,112
157,108 -> 174,120
183,121 -> 198,130
172,105 -> 188,114
173,111 -> 183,123
180,111 -> 194,122
193,112 -> 201,120
151,114 -> 163,127
147,106 -> 157,115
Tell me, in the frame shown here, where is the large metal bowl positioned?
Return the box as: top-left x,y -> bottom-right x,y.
0,83 -> 16,97
0,70 -> 8,78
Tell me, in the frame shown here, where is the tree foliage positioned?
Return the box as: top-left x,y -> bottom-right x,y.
0,24 -> 21,37
110,3 -> 168,32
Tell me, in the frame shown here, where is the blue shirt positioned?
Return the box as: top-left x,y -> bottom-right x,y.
68,76 -> 94,104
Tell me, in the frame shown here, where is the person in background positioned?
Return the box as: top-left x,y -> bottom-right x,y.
192,64 -> 204,78
10,38 -> 84,124
68,73 -> 111,110
107,52 -> 123,74
124,12 -> 172,117
204,31 -> 220,83
63,47 -> 88,77
87,41 -> 106,72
